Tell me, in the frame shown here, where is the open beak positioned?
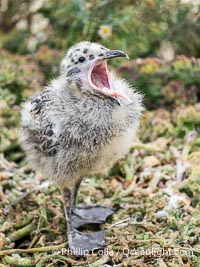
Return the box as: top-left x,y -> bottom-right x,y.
88,49 -> 131,105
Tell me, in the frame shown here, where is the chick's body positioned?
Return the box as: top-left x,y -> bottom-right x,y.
20,42 -> 143,189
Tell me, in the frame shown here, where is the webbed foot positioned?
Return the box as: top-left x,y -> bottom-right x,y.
68,229 -> 105,256
71,205 -> 115,228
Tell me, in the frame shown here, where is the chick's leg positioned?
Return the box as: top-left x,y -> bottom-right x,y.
61,187 -> 74,232
61,184 -> 106,255
71,179 -> 82,207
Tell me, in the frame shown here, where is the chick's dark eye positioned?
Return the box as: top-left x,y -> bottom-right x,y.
78,56 -> 86,63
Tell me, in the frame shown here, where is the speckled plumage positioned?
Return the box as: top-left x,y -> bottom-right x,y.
20,42 -> 144,253
20,41 -> 143,190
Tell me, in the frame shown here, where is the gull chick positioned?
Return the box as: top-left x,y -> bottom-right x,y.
20,41 -> 143,254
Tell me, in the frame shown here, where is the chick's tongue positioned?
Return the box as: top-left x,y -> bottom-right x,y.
102,87 -> 132,103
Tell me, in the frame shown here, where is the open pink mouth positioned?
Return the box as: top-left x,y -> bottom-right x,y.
88,60 -> 111,90
88,60 -> 132,104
